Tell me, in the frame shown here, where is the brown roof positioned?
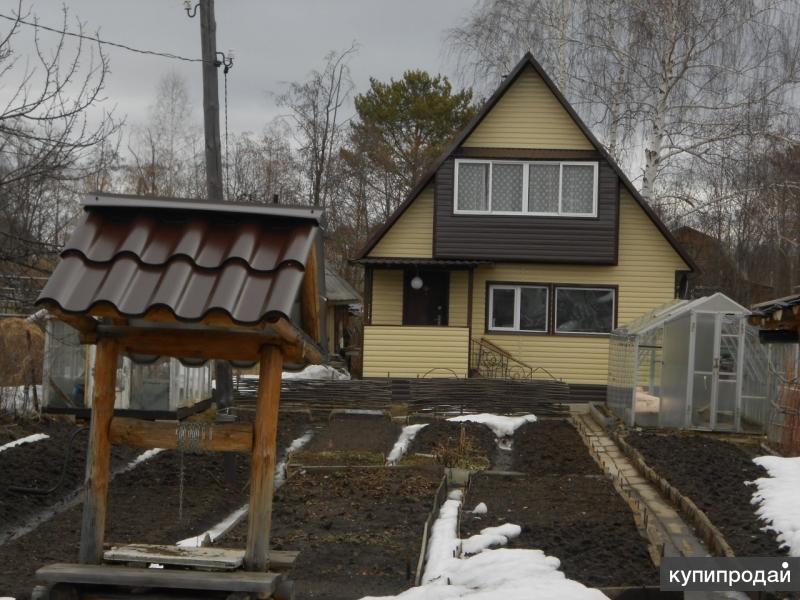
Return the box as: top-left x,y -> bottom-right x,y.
354,53 -> 697,272
37,195 -> 319,325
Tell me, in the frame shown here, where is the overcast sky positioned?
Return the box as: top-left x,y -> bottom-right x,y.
11,0 -> 474,136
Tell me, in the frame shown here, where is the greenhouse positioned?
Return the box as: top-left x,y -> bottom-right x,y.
607,293 -> 770,432
42,316 -> 213,416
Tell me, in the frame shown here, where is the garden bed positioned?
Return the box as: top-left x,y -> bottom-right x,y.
0,416 -> 139,537
0,411 -> 311,599
217,466 -> 444,600
404,420 -> 495,468
626,431 -> 786,556
461,420 -> 657,588
291,412 -> 398,466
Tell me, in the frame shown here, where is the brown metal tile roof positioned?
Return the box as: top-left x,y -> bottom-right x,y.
37,195 -> 319,325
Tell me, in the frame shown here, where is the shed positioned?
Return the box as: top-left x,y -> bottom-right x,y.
34,193 -> 326,593
607,293 -> 769,432
323,266 -> 361,358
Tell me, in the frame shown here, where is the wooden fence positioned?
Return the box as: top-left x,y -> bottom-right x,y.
235,377 -> 571,417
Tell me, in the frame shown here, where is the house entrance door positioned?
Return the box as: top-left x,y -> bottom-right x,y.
402,269 -> 449,326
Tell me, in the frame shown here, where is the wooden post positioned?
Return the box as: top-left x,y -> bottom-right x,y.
244,345 -> 284,571
79,338 -> 119,564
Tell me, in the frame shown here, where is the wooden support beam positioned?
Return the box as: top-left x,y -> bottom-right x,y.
244,345 -> 283,571
104,328 -> 282,362
79,338 -> 118,564
271,318 -> 324,365
301,243 -> 321,342
42,303 -> 98,336
109,417 -> 253,452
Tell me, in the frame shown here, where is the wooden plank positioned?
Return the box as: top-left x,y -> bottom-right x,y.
79,338 -> 118,564
301,242 -> 321,342
244,345 -> 283,571
104,545 -> 243,570
103,544 -> 299,571
36,563 -> 278,593
108,328 -> 282,362
109,417 -> 253,453
41,303 -> 98,336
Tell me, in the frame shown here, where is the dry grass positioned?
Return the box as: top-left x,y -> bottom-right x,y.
0,318 -> 43,386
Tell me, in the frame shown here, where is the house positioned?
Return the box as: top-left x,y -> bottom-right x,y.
324,265 -> 362,359
354,53 -> 696,401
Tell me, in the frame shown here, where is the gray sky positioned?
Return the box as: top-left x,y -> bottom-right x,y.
16,0 -> 473,135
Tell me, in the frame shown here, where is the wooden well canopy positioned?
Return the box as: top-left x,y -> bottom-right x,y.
36,193 -> 327,574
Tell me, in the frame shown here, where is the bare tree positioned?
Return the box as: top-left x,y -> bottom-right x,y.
126,71 -> 201,198
277,44 -> 358,207
0,2 -> 120,314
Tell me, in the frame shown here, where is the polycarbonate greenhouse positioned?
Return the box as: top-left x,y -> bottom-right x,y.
607,293 -> 770,432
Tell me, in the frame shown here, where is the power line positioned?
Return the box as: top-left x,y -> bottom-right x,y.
0,12 -> 207,64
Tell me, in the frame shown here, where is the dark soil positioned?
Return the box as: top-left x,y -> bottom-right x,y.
0,417 -> 139,536
0,411 -> 312,599
462,421 -> 657,588
626,431 -> 786,557
513,420 -> 600,475
408,420 -> 496,463
304,413 -> 399,456
219,466 -> 443,600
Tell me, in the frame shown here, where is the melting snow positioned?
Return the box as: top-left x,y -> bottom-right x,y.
470,502 -> 487,515
282,364 -> 350,380
361,486 -> 605,600
446,414 -> 537,438
751,455 -> 800,556
177,429 -> 314,548
0,433 -> 49,454
388,424 -> 428,464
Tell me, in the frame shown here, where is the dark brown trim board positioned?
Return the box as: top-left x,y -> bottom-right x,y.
353,53 -> 697,272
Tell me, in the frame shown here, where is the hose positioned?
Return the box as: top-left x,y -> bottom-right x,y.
8,425 -> 88,495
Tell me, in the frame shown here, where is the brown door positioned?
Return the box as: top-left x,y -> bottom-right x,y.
403,269 -> 449,326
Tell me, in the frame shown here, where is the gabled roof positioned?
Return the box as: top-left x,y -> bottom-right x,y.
355,53 -> 697,271
38,194 -> 318,325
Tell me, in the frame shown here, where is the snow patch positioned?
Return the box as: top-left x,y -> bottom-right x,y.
751,455 -> 800,556
363,488 -> 605,600
470,502 -> 487,515
446,414 -> 537,438
282,364 -> 350,380
461,523 -> 521,556
177,504 -> 248,549
177,429 -> 314,548
388,424 -> 428,464
273,429 -> 314,489
0,433 -> 49,454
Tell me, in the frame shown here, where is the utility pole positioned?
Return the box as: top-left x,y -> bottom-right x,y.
188,0 -> 233,411
199,0 -> 223,202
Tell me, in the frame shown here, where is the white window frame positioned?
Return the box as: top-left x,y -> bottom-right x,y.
554,286 -> 616,336
454,158 -> 598,218
488,284 -> 549,333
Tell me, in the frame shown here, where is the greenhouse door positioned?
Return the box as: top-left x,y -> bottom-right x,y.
689,313 -> 741,430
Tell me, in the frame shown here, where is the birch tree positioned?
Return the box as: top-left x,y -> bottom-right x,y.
277,44 -> 358,207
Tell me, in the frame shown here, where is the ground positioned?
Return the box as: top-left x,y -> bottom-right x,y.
626,430 -> 785,557
462,421 -> 657,588
0,409 -> 789,599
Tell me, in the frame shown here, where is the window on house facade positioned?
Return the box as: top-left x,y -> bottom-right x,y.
455,159 -> 597,217
555,287 -> 615,334
488,284 -> 548,332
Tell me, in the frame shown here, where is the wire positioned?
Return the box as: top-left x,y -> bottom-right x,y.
0,12 -> 207,64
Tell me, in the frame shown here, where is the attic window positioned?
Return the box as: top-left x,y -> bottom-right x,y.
455,159 -> 598,217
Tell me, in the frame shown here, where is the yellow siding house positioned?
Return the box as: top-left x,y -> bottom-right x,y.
354,53 -> 695,401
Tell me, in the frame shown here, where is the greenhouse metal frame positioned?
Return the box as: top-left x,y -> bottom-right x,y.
607,293 -> 769,432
